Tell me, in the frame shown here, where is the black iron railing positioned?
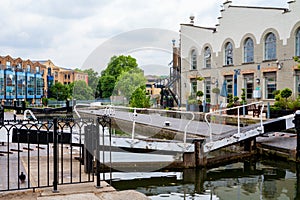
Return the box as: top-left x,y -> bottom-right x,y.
0,115 -> 111,192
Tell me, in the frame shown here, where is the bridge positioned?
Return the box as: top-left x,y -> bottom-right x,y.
74,102 -> 296,157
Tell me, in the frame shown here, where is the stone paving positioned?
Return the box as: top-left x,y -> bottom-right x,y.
0,182 -> 150,200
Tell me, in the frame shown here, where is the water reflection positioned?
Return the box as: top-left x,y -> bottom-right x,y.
111,159 -> 299,199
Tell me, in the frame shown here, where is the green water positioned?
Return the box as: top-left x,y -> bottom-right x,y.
111,159 -> 299,199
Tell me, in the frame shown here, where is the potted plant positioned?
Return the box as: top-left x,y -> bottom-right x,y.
240,88 -> 248,115
226,94 -> 241,115
187,95 -> 199,111
196,90 -> 204,112
270,88 -> 295,118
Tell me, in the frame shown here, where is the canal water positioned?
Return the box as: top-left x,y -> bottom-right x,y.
109,158 -> 300,199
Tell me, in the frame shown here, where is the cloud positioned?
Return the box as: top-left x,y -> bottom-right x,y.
0,0 -> 290,75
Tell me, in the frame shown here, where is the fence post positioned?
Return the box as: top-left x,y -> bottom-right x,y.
53,118 -> 59,192
95,119 -> 101,188
0,105 -> 4,125
293,110 -> 300,162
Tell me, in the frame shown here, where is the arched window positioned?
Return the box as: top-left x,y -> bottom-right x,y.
296,28 -> 300,56
265,33 -> 276,60
225,42 -> 233,65
244,38 -> 254,63
191,49 -> 197,70
204,47 -> 211,68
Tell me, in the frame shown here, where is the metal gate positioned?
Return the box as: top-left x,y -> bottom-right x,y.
0,116 -> 105,192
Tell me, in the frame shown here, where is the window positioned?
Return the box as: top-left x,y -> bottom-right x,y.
265,72 -> 276,99
205,77 -> 211,103
6,61 -> 11,69
243,75 -> 254,99
225,75 -> 233,103
296,71 -> 300,97
225,42 -> 233,65
296,28 -> 300,56
244,38 -> 254,63
204,47 -> 211,68
190,79 -> 197,95
191,49 -> 197,70
265,33 -> 276,60
27,65 -> 31,72
36,66 -> 40,73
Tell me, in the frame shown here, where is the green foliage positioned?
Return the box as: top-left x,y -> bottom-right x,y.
72,80 -> 94,100
49,82 -> 72,101
280,88 -> 292,99
115,68 -> 146,99
98,55 -> 139,98
227,94 -> 240,108
187,94 -> 198,104
294,56 -> 300,69
83,68 -> 99,98
212,87 -> 220,94
196,76 -> 205,81
240,88 -> 246,105
99,75 -> 115,98
196,90 -> 204,97
271,88 -> 299,110
227,94 -> 234,108
129,86 -> 150,108
42,97 -> 48,106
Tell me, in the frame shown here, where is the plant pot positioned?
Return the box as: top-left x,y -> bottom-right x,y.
269,109 -> 294,118
189,104 -> 199,112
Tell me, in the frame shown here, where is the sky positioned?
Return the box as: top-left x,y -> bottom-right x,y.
0,0 -> 289,75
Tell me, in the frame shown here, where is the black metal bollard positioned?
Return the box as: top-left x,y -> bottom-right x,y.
53,118 -> 59,192
0,105 -> 4,125
293,110 -> 300,162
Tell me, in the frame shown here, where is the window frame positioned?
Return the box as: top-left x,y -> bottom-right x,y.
244,38 -> 254,63
225,42 -> 233,66
265,33 -> 277,60
296,28 -> 300,57
264,72 -> 277,99
190,49 -> 197,70
204,47 -> 211,68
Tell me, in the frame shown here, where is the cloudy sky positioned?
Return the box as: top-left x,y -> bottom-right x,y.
0,0 -> 288,75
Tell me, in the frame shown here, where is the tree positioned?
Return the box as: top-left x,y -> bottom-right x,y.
72,80 -> 94,100
82,68 -> 99,97
115,68 -> 146,99
49,82 -> 72,101
98,55 -> 139,98
100,75 -> 116,98
129,85 -> 150,108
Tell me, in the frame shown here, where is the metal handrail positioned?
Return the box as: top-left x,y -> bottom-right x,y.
204,101 -> 264,142
75,104 -> 195,145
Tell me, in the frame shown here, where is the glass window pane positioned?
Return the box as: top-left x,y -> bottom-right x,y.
191,50 -> 197,70
265,33 -> 276,60
204,47 -> 211,68
296,28 -> 300,57
265,73 -> 277,99
244,38 -> 254,63
225,42 -> 233,65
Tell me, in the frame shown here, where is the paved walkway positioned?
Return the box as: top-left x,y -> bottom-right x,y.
0,182 -> 150,200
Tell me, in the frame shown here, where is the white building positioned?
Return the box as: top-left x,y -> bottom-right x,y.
180,0 -> 300,107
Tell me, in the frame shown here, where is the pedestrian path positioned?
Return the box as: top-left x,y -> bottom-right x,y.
0,182 -> 150,200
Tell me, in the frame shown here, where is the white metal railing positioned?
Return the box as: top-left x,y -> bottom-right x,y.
204,101 -> 264,142
23,109 -> 37,121
74,104 -> 195,145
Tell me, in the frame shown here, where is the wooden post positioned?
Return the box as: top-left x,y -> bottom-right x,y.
195,139 -> 206,167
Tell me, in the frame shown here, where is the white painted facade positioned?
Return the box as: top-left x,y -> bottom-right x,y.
180,0 -> 300,107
